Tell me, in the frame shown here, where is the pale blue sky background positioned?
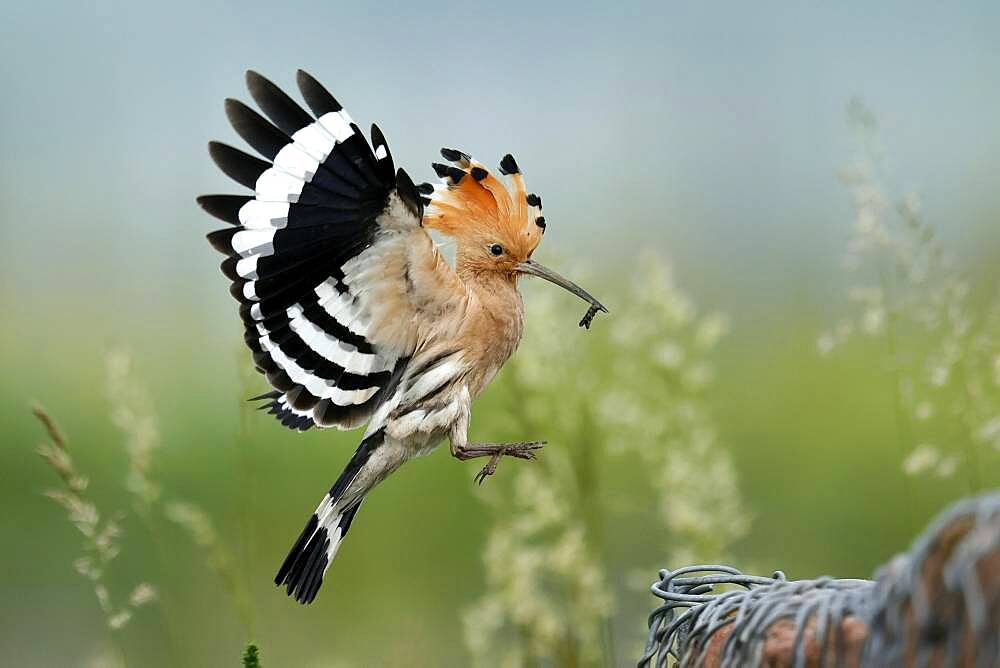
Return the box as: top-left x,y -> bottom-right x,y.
2,1 -> 998,333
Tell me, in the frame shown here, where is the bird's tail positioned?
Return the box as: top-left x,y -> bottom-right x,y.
274,428 -> 385,604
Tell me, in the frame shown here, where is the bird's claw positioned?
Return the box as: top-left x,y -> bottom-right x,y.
474,456 -> 500,485
504,441 -> 546,460
474,441 -> 546,484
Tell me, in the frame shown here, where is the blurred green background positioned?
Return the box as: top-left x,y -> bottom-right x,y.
2,1 -> 999,666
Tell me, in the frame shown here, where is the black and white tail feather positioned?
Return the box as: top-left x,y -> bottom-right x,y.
199,70 -> 427,603
273,428 -> 384,603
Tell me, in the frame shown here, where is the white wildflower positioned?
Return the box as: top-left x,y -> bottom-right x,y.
465,254 -> 744,666
107,610 -> 132,631
902,444 -> 940,476
976,417 -> 1000,449
462,596 -> 507,661
928,364 -> 950,388
824,101 -> 1000,484
34,406 -> 155,641
934,456 -> 958,478
683,363 -> 713,390
128,583 -> 158,607
74,557 -> 99,581
652,341 -> 685,370
94,584 -> 111,613
861,306 -> 885,335
914,401 -> 934,421
817,333 -> 836,356
695,313 -> 729,350
106,349 -> 161,507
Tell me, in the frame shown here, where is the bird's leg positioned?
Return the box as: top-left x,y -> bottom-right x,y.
449,410 -> 544,483
454,441 -> 547,484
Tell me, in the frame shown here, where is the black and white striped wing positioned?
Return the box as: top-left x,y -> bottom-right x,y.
199,70 -> 428,431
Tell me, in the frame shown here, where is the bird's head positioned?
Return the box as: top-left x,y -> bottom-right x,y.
419,149 -> 607,321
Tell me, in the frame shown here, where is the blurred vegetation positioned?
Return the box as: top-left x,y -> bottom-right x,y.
821,99 -> 1000,490
242,643 -> 261,668
4,103 -> 998,667
463,256 -> 743,666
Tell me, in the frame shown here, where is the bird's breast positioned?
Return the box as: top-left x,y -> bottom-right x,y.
460,304 -> 523,399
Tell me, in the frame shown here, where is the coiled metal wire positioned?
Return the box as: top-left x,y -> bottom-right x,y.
640,492 -> 1000,667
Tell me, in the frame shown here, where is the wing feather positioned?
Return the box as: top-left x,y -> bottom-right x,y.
200,70 -> 464,430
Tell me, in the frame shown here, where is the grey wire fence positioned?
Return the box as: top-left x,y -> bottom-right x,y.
640,491 -> 1000,667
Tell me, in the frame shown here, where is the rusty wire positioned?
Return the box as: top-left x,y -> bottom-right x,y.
639,492 -> 1000,667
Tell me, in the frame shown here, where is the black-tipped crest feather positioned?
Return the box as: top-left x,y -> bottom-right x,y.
499,153 -> 519,175
432,162 -> 465,184
440,147 -> 470,165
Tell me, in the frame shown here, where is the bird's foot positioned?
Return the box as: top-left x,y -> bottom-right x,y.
456,441 -> 546,484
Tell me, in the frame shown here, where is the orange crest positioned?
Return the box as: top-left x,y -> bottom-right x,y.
418,150 -> 546,263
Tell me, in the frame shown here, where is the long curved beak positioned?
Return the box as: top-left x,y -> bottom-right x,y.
516,260 -> 609,319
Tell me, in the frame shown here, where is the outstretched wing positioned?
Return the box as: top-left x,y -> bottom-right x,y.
199,70 -> 464,431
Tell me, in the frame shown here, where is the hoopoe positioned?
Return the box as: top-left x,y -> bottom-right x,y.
198,70 -> 607,604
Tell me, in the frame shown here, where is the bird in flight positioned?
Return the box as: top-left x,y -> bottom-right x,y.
198,70 -> 607,604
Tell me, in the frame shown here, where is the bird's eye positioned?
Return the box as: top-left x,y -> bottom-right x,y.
489,244 -> 503,256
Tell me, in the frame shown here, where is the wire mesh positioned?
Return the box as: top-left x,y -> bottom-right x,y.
640,491 -> 1000,667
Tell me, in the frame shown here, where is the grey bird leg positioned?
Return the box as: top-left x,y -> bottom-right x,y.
455,441 -> 547,484
449,402 -> 545,483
